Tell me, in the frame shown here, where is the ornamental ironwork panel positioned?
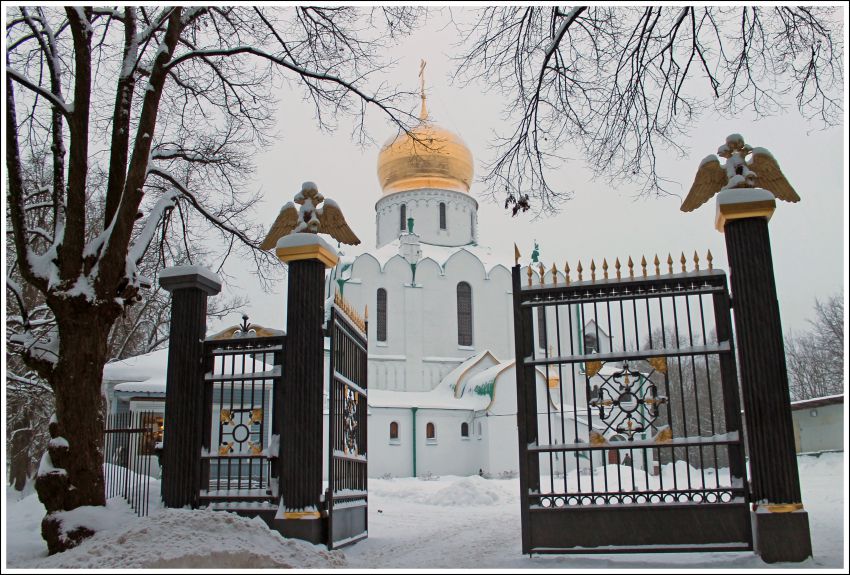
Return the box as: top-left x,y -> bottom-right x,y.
327,305 -> 368,550
200,334 -> 283,506
511,265 -> 751,554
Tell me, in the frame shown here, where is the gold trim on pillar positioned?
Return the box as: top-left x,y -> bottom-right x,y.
756,503 -> 804,513
276,242 -> 339,268
715,199 -> 776,232
283,510 -> 322,519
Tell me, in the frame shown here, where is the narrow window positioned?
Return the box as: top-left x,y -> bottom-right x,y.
426,422 -> 436,440
584,332 -> 598,354
537,307 -> 547,349
439,202 -> 447,230
389,421 -> 399,440
377,288 -> 387,342
461,422 -> 469,438
400,204 -> 406,231
457,282 -> 473,346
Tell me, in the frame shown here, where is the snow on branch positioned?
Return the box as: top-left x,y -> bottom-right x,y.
128,188 -> 180,265
146,167 -> 258,248
6,69 -> 73,115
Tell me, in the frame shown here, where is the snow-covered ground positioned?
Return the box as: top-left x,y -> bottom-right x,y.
4,452 -> 846,569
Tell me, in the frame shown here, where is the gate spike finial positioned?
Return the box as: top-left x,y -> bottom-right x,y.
640,255 -> 647,277
514,243 -> 521,266
693,250 -> 700,271
551,262 -> 558,284
654,254 -> 660,276
680,252 -> 687,273
527,264 -> 533,287
602,258 -> 609,280
577,260 -> 583,281
707,249 -> 714,270
627,256 -> 634,278
667,253 -> 674,274
364,305 -> 368,320
590,259 -> 596,282
538,262 -> 546,285
615,257 -> 621,279
564,261 -> 571,284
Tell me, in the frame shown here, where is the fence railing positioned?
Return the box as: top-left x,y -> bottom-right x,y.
104,410 -> 162,516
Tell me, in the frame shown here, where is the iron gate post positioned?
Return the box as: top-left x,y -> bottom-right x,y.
715,189 -> 812,563
512,265 -> 540,555
159,265 -> 222,509
275,234 -> 338,544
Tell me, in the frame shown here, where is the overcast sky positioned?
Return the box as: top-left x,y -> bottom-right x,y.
210,7 -> 848,338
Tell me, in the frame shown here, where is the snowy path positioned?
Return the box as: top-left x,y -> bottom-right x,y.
4,452 -> 845,569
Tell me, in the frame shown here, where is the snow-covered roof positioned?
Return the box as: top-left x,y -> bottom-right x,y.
790,394 -> 843,410
104,347 -> 273,397
113,380 -> 167,394
103,348 -> 170,385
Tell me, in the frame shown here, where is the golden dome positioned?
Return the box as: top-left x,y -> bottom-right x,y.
377,116 -> 474,196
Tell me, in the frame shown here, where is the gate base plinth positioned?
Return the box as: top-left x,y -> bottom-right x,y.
751,509 -> 812,563
273,516 -> 328,546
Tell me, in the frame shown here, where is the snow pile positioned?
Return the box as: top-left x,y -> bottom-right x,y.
20,508 -> 346,569
425,476 -> 504,506
371,475 -> 508,507
53,497 -> 137,537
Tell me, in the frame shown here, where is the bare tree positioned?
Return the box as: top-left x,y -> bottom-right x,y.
453,6 -> 843,214
785,293 -> 845,401
5,6 -> 420,552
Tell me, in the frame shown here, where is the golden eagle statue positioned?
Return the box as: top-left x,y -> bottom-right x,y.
260,182 -> 360,250
681,134 -> 800,212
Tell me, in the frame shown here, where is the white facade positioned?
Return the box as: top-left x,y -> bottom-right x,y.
323,110 -> 600,477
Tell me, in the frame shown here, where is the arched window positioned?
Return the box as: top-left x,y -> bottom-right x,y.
400,204 -> 406,231
457,282 -> 473,346
439,202 -> 447,230
584,332 -> 598,354
377,288 -> 387,342
537,307 -> 547,349
461,422 -> 469,438
426,422 -> 436,440
389,421 -> 399,440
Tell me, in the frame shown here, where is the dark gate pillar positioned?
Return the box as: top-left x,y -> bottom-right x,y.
159,265 -> 222,508
274,234 -> 338,544
715,190 -> 812,563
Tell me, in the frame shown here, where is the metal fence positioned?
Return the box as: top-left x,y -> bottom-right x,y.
512,259 -> 751,553
104,410 -> 161,516
200,335 -> 283,507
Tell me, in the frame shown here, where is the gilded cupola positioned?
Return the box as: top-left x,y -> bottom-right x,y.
377,62 -> 474,196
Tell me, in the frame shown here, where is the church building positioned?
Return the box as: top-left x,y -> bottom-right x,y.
323,82 -> 603,478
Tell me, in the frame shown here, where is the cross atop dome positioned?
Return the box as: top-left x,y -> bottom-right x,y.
419,59 -> 428,121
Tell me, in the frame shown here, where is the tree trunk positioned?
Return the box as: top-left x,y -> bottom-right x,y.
36,305 -> 113,554
10,420 -> 34,491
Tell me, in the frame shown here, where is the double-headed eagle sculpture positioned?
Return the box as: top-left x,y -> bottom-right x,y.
260,182 -> 360,250
680,134 -> 800,212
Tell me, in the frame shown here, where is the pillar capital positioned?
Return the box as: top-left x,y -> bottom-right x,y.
159,265 -> 222,295
275,233 -> 338,268
715,188 -> 776,232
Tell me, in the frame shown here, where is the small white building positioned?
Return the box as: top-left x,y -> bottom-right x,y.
790,394 -> 844,454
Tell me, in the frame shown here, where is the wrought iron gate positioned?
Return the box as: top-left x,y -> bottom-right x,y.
199,334 -> 284,509
326,303 -> 368,549
512,257 -> 751,553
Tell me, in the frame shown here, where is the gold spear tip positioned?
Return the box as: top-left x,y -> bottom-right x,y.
514,243 -> 521,266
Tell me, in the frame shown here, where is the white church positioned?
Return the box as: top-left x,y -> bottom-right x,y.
320,91 -> 610,478
102,89 -> 633,480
